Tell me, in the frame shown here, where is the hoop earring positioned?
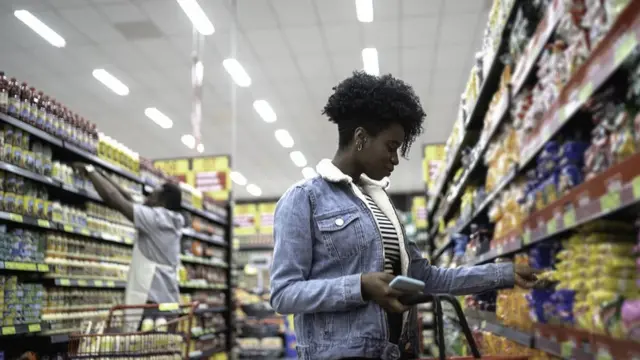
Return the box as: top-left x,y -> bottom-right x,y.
357,142 -> 363,151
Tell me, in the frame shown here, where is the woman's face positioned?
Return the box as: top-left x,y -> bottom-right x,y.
359,123 -> 404,180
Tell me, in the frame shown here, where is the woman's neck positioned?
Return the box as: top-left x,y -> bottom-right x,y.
332,151 -> 362,182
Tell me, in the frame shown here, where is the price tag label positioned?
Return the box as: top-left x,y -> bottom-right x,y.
522,231 -> 532,245
159,303 -> 179,311
563,208 -> 576,227
60,279 -> 71,286
233,239 -> 240,250
546,218 -> 557,234
106,281 -> 115,287
63,225 -> 73,232
37,264 -> 49,272
124,238 -> 134,245
80,229 -> 90,236
600,191 -> 621,212
28,324 -> 41,332
633,176 -> 640,199
578,82 -> 594,102
5,262 -> 37,271
37,219 -> 50,228
8,213 -> 23,222
94,280 -> 103,287
480,320 -> 487,329
561,341 -> 574,357
615,32 -> 638,66
77,280 -> 88,286
596,349 -> 614,360
2,326 -> 16,335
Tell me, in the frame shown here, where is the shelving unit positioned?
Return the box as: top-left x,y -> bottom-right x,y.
426,0 -> 640,358
0,96 -> 233,358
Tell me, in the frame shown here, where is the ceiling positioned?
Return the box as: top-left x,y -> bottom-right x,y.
0,0 -> 490,200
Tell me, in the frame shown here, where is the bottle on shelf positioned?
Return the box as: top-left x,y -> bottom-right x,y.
19,81 -> 30,121
0,71 -> 8,114
29,87 -> 39,126
8,77 -> 20,117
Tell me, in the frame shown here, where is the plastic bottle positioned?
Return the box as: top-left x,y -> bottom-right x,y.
37,93 -> 48,131
0,71 -> 8,113
7,78 -> 20,117
50,99 -> 61,137
19,82 -> 31,121
29,87 -> 38,125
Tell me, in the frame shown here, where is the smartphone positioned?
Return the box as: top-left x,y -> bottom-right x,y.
389,276 -> 425,294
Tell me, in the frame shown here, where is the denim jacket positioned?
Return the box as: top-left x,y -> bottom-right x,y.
270,159 -> 515,360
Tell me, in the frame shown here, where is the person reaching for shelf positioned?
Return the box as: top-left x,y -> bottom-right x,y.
72,163 -> 184,318
269,71 -> 540,360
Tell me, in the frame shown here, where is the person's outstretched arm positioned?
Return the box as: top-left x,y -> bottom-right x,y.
406,240 -> 516,295
74,163 -> 134,221
269,185 -> 366,314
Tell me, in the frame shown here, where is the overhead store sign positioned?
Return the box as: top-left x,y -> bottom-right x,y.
234,203 -> 258,236
257,202 -> 277,235
153,155 -> 231,201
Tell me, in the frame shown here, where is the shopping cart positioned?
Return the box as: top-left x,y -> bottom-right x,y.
402,294 -> 528,360
66,302 -> 198,359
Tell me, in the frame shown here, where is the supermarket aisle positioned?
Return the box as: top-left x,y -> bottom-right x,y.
0,0 -> 639,359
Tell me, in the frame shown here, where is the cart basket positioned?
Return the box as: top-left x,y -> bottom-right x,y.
401,294 -> 528,360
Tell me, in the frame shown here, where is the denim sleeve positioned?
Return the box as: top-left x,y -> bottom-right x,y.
406,241 -> 515,294
269,185 -> 365,314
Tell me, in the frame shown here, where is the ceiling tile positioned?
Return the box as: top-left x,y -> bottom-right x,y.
98,2 -> 148,23
283,26 -> 325,54
401,16 -> 438,47
439,13 -> 478,45
443,0 -> 488,14
363,21 -> 399,49
323,23 -> 361,54
314,0 -> 356,24
402,0 -> 443,16
59,6 -> 127,43
237,0 -> 278,30
245,29 -> 290,60
271,0 -> 316,27
296,54 -> 333,80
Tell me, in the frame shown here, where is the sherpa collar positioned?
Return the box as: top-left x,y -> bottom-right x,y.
316,159 -> 390,189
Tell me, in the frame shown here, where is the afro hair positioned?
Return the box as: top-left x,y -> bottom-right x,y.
322,71 -> 426,157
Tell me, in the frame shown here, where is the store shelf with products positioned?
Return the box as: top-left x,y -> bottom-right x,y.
0,73 -> 234,359
428,1 -> 640,359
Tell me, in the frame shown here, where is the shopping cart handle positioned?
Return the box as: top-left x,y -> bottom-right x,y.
399,293 -> 434,306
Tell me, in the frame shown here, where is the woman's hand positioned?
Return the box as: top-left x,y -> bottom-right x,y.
361,272 -> 410,313
514,264 -> 540,289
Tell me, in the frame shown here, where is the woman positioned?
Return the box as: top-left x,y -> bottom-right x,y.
269,71 -> 538,360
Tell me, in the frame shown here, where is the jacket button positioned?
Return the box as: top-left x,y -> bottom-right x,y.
335,218 -> 344,226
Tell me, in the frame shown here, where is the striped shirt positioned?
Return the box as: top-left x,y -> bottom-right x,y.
361,192 -> 401,274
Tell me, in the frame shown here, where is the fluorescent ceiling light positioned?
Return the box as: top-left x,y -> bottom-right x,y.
362,48 -> 379,76
196,143 -> 204,153
253,100 -> 276,123
92,69 -> 129,96
302,167 -> 316,179
290,151 -> 307,167
176,0 -> 215,35
181,134 -> 195,149
144,107 -> 173,129
230,171 -> 247,186
246,184 -> 262,197
14,10 -> 66,48
194,61 -> 204,85
222,58 -> 251,87
355,0 -> 374,22
274,129 -> 294,148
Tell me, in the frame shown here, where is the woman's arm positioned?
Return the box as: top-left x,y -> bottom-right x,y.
269,185 -> 366,314
406,240 -> 515,295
